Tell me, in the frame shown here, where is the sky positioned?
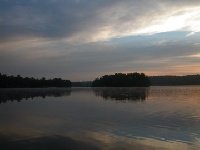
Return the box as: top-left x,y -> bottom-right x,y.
0,0 -> 200,81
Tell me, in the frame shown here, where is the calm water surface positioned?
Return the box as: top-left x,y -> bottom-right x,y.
0,86 -> 200,150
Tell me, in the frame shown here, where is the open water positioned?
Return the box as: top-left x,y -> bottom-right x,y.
0,86 -> 200,150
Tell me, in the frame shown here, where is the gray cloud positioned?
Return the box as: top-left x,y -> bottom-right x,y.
1,33 -> 200,80
1,0 -> 200,42
1,0 -> 200,80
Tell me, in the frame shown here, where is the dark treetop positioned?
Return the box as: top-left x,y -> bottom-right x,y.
92,72 -> 150,87
0,73 -> 72,88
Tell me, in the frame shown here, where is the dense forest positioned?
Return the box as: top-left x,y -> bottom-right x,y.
150,75 -> 200,86
92,73 -> 150,87
0,73 -> 72,88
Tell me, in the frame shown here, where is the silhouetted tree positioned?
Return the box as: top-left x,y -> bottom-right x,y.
0,74 -> 72,88
92,72 -> 150,87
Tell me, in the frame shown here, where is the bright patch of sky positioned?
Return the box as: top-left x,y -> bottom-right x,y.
134,7 -> 200,36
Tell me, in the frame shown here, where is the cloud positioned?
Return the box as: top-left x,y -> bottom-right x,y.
1,0 -> 200,80
1,0 -> 200,42
186,32 -> 196,37
1,32 -> 200,80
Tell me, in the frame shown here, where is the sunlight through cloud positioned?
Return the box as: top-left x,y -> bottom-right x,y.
135,7 -> 200,36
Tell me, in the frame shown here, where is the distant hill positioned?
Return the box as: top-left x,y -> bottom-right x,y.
72,81 -> 92,87
149,75 -> 200,86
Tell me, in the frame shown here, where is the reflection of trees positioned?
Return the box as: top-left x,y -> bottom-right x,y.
93,87 -> 149,102
0,88 -> 71,104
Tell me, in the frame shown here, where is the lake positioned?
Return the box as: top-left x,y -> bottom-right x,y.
0,86 -> 200,150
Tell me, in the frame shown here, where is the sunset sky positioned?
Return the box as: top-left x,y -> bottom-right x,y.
0,0 -> 200,81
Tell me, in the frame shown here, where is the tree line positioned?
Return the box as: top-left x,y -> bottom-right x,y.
2,73 -> 200,88
0,73 -> 72,88
92,72 -> 150,87
149,75 -> 200,86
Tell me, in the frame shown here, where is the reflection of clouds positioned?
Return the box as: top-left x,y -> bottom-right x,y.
72,131 -> 197,150
1,131 -> 196,150
194,138 -> 200,147
0,87 -> 200,149
93,87 -> 149,102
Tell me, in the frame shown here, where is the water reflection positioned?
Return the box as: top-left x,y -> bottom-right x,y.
0,88 -> 71,104
0,87 -> 200,150
0,133 -> 176,150
93,87 -> 149,102
0,134 -> 99,150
